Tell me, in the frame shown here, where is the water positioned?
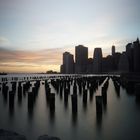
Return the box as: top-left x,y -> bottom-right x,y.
0,74 -> 140,140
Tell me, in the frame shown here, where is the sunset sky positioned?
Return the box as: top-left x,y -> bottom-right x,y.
0,0 -> 140,73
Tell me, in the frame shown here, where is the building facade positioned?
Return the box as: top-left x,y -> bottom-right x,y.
93,48 -> 102,73
75,45 -> 88,73
61,52 -> 74,74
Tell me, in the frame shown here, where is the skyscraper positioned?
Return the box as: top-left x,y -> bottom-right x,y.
118,52 -> 129,72
75,45 -> 88,73
87,58 -> 93,73
126,43 -> 133,72
133,38 -> 140,72
93,48 -> 102,73
112,45 -> 115,56
61,52 -> 74,74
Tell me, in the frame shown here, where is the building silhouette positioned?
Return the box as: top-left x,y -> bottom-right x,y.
75,45 -> 88,74
61,52 -> 74,74
60,38 -> 140,74
102,55 -> 114,72
118,52 -> 129,72
133,38 -> 140,72
126,43 -> 134,72
93,48 -> 102,73
112,52 -> 121,72
112,45 -> 115,56
87,58 -> 93,73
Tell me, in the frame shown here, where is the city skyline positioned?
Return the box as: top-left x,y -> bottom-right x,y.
61,38 -> 140,74
0,41 -> 136,73
0,0 -> 140,72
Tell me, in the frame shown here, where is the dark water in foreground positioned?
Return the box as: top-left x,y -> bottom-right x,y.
0,74 -> 140,140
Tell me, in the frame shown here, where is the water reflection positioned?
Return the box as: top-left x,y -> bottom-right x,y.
96,111 -> 102,130
115,89 -> 120,98
28,104 -> 34,120
2,75 -> 140,140
135,98 -> 140,105
2,83 -> 8,104
44,91 -> 55,124
125,82 -> 135,95
72,109 -> 78,126
101,89 -> 107,113
17,83 -> 22,106
64,98 -> 68,110
83,90 -> 87,111
135,97 -> 140,113
27,82 -> 40,120
95,96 -> 103,130
71,94 -> 78,126
9,92 -> 15,117
59,88 -> 63,100
64,89 -> 69,110
3,91 -> 8,104
18,93 -> 22,106
83,101 -> 87,111
49,108 -> 55,124
46,93 -> 55,124
28,93 -> 34,120
89,91 -> 94,102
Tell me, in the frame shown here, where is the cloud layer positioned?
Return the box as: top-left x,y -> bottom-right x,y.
0,47 -> 66,72
0,0 -> 139,72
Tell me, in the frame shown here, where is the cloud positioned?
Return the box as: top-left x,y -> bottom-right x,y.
0,47 -> 63,64
0,47 -> 70,72
0,36 -> 10,45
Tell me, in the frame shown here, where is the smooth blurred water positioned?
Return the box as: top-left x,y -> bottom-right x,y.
0,74 -> 140,140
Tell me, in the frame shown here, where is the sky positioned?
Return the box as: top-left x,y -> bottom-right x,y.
0,0 -> 140,73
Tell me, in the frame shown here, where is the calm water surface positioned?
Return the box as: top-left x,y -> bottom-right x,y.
0,74 -> 140,140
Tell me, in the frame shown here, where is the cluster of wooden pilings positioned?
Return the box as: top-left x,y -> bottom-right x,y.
0,75 -> 113,122
0,78 -> 42,116
43,75 -> 109,124
1,77 -> 8,82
